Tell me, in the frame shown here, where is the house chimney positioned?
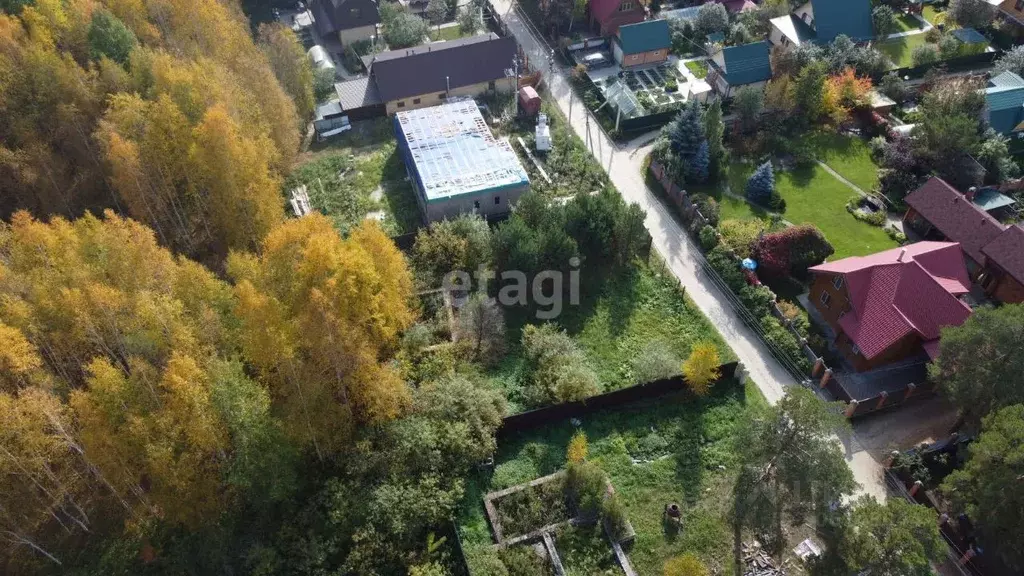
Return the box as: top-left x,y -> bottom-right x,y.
897,247 -> 907,262
966,187 -> 977,201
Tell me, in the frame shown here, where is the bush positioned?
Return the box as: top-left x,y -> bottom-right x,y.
706,246 -> 746,292
665,78 -> 679,92
383,12 -> 429,49
691,194 -> 720,227
521,324 -> 601,406
500,545 -> 548,576
868,135 -> 887,159
631,340 -> 682,384
778,300 -> 810,338
682,342 -> 721,396
602,491 -> 630,540
698,225 -> 719,250
760,314 -> 811,373
885,225 -> 908,244
753,225 -> 834,277
912,44 -> 940,67
845,196 -> 887,226
718,219 -> 762,259
566,461 -> 606,518
739,285 -> 776,319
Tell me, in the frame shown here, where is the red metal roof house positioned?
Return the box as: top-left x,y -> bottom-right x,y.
808,242 -> 973,372
588,0 -> 645,36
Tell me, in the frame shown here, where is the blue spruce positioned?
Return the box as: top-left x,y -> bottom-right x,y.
745,161 -> 775,205
688,140 -> 710,184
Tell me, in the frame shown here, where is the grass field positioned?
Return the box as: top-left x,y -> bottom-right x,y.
485,262 -> 737,412
459,379 -> 769,575
722,162 -> 897,259
894,13 -> 925,32
876,33 -> 930,68
807,132 -> 880,193
685,60 -> 709,79
429,24 -> 470,41
922,4 -> 945,26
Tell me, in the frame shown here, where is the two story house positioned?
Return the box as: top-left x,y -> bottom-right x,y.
808,242 -> 973,372
311,0 -> 380,46
589,0 -> 645,36
613,19 -> 670,69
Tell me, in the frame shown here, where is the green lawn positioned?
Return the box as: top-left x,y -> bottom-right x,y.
894,12 -> 925,32
876,33 -> 929,68
429,25 -> 470,41
807,132 -> 880,193
722,162 -> 898,259
485,262 -> 737,412
459,378 -> 768,575
922,4 -> 945,26
684,60 -> 708,79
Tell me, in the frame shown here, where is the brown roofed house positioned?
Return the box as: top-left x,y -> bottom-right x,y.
903,177 -> 1024,304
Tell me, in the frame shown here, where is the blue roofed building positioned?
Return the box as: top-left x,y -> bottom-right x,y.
613,19 -> 671,69
985,71 -> 1024,136
706,41 -> 772,97
394,99 -> 530,222
769,0 -> 873,47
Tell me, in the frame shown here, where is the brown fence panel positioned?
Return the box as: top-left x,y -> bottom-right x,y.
498,362 -> 739,439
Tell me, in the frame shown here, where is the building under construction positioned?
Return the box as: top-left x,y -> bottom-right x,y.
394,99 -> 530,222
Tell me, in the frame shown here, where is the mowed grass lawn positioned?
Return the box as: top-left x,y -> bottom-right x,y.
807,131 -> 880,193
894,12 -> 925,32
876,33 -> 929,68
429,25 -> 469,41
685,59 -> 709,79
722,162 -> 898,259
923,4 -> 945,26
459,379 -> 769,575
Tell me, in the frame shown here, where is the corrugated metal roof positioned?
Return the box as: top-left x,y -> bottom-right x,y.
770,14 -> 817,45
989,71 -> 1024,88
368,34 -> 516,102
985,73 -> 1024,134
617,19 -> 671,54
333,77 -> 382,110
810,0 -> 873,42
718,41 -> 772,86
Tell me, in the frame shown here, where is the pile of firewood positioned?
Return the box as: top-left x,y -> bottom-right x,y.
741,540 -> 785,576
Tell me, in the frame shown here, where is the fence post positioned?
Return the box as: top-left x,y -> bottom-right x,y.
819,367 -> 832,389
909,479 -> 923,497
904,382 -> 916,401
812,357 -> 824,378
885,449 -> 900,468
843,400 -> 858,418
876,391 -> 889,410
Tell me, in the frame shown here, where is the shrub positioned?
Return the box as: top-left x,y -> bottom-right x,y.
522,324 -> 601,406
632,340 -> 682,384
602,491 -> 630,540
566,461 -> 606,518
567,430 -> 588,464
718,218 -> 762,258
682,342 -> 721,396
886,225 -> 908,244
691,194 -> 720,227
868,135 -> 887,159
777,300 -> 810,338
845,196 -> 887,226
664,554 -> 709,576
500,545 -> 548,576
912,44 -> 940,67
383,12 -> 429,49
706,246 -> 746,292
753,225 -> 834,277
665,78 -> 679,92
745,161 -> 775,206
760,315 -> 811,372
739,285 -> 776,319
938,34 -> 961,60
698,225 -> 719,250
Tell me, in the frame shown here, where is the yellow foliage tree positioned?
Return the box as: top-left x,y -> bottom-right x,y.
682,342 -> 721,396
567,430 -> 588,464
229,215 -> 416,456
825,68 -> 873,123
258,23 -> 315,121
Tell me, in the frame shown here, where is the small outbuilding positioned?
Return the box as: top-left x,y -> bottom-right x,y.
518,86 -> 541,116
394,100 -> 530,222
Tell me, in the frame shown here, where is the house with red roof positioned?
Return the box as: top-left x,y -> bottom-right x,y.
903,177 -> 1024,304
808,242 -> 973,372
588,0 -> 645,36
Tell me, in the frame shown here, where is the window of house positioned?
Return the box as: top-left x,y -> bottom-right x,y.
488,80 -> 496,90
413,98 -> 421,104
473,200 -> 480,210
1017,0 -> 1024,10
397,101 -> 406,108
350,8 -> 361,18
494,196 -> 501,205
438,93 -> 446,100
620,1 -> 634,10
819,291 -> 831,308
832,275 -> 843,290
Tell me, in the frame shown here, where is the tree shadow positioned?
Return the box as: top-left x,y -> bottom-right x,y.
786,164 -> 817,189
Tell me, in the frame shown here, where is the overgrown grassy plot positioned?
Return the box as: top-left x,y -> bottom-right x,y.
286,119 -> 421,235
459,379 -> 768,575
